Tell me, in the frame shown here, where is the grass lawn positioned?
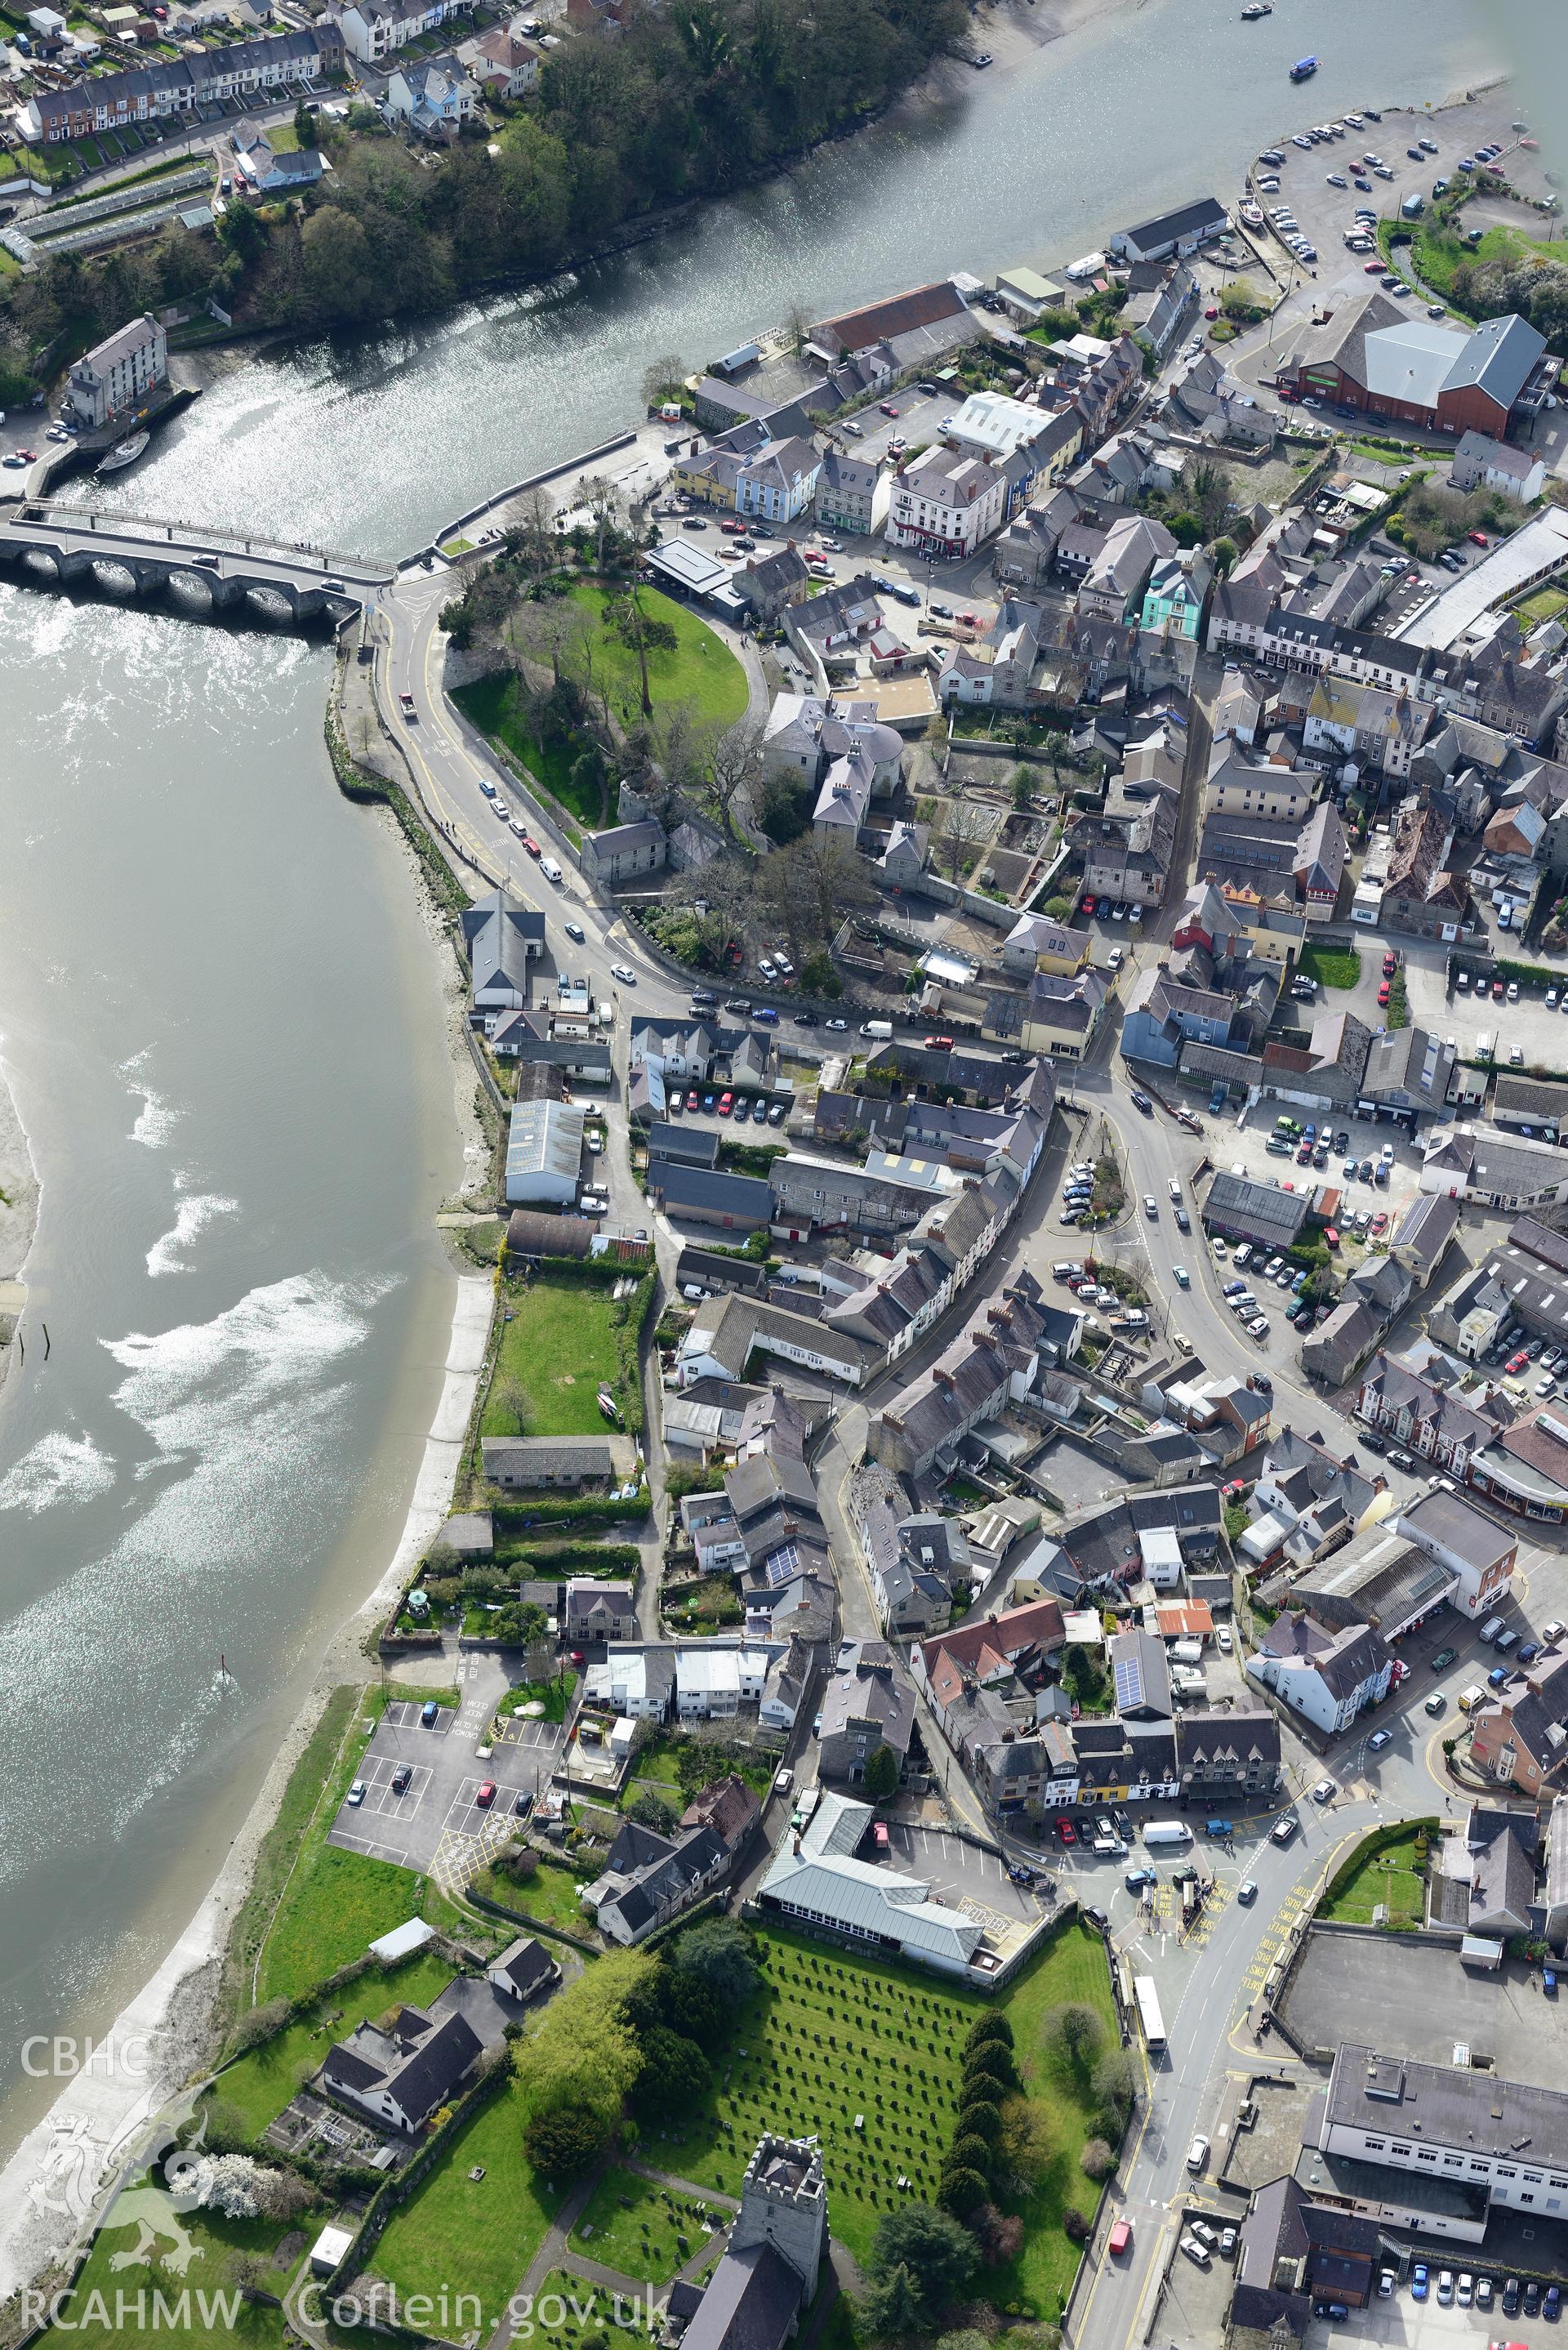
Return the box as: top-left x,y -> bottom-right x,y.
208,1952 -> 454,2143
451,673 -> 599,830
568,2165 -> 718,2283
55,2207 -> 297,2350
253,1684 -> 471,2005
474,1855 -> 591,1934
524,2270 -> 644,2350
481,1276 -> 622,1440
639,1920 -> 1114,2312
497,1670 -> 577,1723
1518,586 -> 1568,626
566,583 -> 746,732
1298,939 -> 1361,991
1320,1826 -> 1432,1929
370,2079 -> 562,2330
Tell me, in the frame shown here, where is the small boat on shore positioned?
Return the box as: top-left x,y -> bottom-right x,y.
97,430 -> 149,476
1290,54 -> 1319,79
1241,4 -> 1272,20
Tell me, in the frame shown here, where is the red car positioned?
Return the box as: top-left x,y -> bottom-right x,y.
1371,1211 -> 1389,1234
1383,951 -> 1398,976
880,400 -> 899,417
958,610 -> 978,626
1493,978 -> 1507,1001
475,1781 -> 497,1808
1507,1349 -> 1531,1375
1468,529 -> 1489,547
523,835 -> 541,858
1204,304 -> 1219,319
1080,894 -> 1097,916
1324,1225 -> 1339,1247
717,1091 -> 734,1117
924,1033 -> 955,1050
1055,1815 -> 1077,1844
686,1090 -> 700,1111
1377,982 -> 1391,1006
1364,258 -> 1387,273
1223,1479 -> 1248,1501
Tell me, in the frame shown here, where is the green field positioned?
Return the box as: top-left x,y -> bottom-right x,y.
252,1687 -> 470,2004
1518,586 -> 1568,626
1320,1824 -> 1432,1929
481,1276 -> 623,1440
451,672 -> 595,825
1297,939 -> 1361,991
1381,209 -> 1565,309
568,2164 -> 717,2283
565,583 -> 747,730
474,1853 -> 592,1935
51,2207 -> 298,2350
634,1921 -> 1116,2311
368,2080 -> 563,2325
209,1952 -> 455,2142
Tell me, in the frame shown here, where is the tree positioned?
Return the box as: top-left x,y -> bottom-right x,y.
674,1916 -> 759,2012
1211,536 -> 1238,578
962,2036 -> 1018,2094
1043,894 -> 1072,921
1063,2206 -> 1091,2244
491,1373 -> 533,1437
524,2104 -> 607,2178
862,2261 -> 926,2340
641,354 -> 689,409
1221,276 -> 1263,321
1080,2137 -> 1116,2182
996,2094 -> 1054,2188
1041,2002 -> 1105,2074
934,793 -> 991,883
937,2165 -> 989,2221
218,198 -> 266,268
705,711 -> 768,835
514,1946 -> 651,2136
864,2204 -> 976,2329
293,99 -> 318,149
799,948 -> 840,997
1009,765 -> 1035,812
968,2207 -> 1023,2267
862,1741 -> 899,1801
1091,2047 -> 1141,2122
516,1600 -> 550,1648
1181,456 -> 1230,539
230,1999 -> 289,2054
964,2013 -> 1013,2058
947,2134 -> 994,2181
954,2096 -> 1000,2145
633,2024 -> 711,2115
629,1791 -> 677,1834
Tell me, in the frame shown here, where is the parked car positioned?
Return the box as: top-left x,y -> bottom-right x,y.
1187,2134 -> 1209,2172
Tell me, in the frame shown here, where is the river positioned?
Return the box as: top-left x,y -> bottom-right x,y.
0,0 -> 1503,2179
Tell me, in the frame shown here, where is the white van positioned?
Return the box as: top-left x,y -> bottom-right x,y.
1170,1638 -> 1205,1666
860,1019 -> 894,1041
541,856 -> 564,883
1168,1178 -> 1182,1203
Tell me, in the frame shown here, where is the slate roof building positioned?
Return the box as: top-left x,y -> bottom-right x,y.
584,1779 -> 758,1944
1245,1611 -> 1394,1735
318,2004 -> 483,2134
1202,1171 -> 1311,1251
1174,1709 -> 1283,1799
480,1436 -> 615,1489
462,885 -> 545,1010
817,1641 -> 916,1785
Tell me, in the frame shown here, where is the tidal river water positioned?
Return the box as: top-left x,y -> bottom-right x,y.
0,0 -> 1503,2173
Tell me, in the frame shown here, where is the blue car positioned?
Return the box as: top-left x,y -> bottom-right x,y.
1412,2266 -> 1429,2302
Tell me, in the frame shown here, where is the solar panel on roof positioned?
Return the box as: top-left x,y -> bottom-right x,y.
1113,1654 -> 1142,1710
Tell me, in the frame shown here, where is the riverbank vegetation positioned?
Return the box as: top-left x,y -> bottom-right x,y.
0,0 -> 964,395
